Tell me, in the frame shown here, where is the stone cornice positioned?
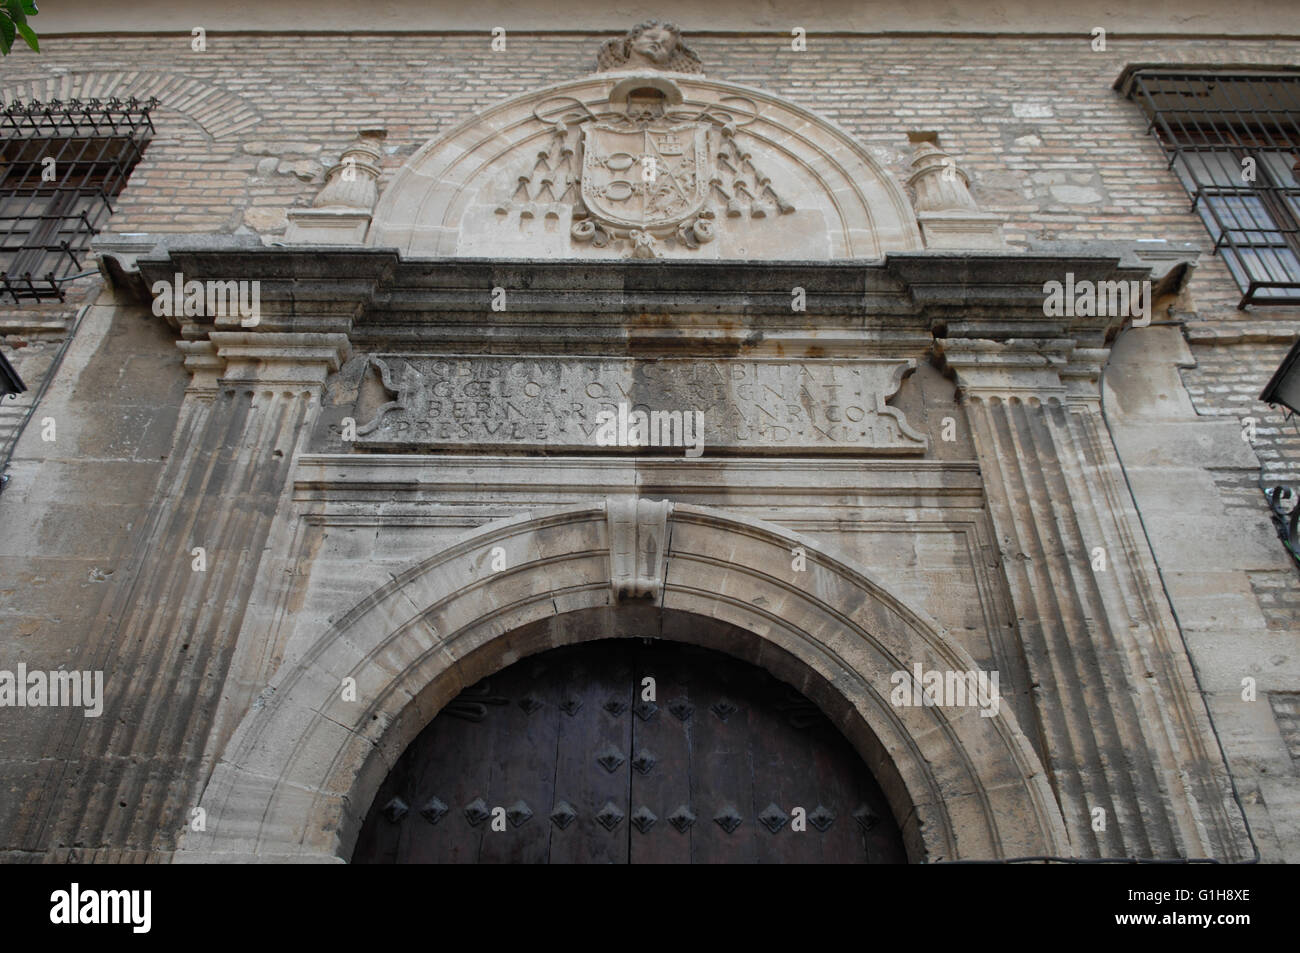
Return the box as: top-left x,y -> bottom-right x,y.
97,236 -> 1193,360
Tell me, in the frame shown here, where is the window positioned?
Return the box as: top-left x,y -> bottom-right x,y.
1119,67 -> 1300,308
0,97 -> 155,303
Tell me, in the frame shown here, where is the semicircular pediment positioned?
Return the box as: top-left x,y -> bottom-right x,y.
369,69 -> 924,261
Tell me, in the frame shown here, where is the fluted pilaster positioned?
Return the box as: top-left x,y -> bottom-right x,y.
939,335 -> 1250,859
27,331 -> 349,854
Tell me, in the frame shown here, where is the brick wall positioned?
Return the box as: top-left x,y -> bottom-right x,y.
0,33 -> 1295,276
1187,336 -> 1300,487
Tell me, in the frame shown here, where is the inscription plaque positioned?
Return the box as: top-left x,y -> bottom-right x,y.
353,355 -> 927,454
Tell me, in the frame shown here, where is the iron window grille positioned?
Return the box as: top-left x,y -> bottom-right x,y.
0,97 -> 155,303
1118,67 -> 1300,309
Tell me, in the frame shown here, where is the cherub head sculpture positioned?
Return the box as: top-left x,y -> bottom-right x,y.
595,19 -> 704,73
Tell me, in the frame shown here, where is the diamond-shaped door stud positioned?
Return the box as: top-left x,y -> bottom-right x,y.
853,805 -> 880,831
559,696 -> 584,716
711,699 -> 739,722
668,699 -> 694,721
464,797 -> 491,827
603,697 -> 629,717
633,699 -> 659,721
809,804 -> 835,832
419,796 -> 448,826
595,800 -> 625,832
631,806 -> 657,834
596,745 -> 626,773
550,801 -> 578,830
668,805 -> 696,834
758,802 -> 789,834
518,694 -> 543,715
631,749 -> 656,775
506,800 -> 533,828
382,797 -> 409,823
713,805 -> 743,834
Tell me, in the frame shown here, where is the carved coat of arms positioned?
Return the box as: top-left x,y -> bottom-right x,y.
581,122 -> 709,232
493,20 -> 794,258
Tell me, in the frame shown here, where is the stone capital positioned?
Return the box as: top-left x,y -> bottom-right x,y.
180,332 -> 351,391
934,336 -> 1077,399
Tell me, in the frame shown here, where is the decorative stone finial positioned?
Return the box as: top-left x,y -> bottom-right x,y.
907,141 -> 978,213
284,128 -> 386,244
313,128 -> 386,211
906,139 -> 1005,249
595,20 -> 704,74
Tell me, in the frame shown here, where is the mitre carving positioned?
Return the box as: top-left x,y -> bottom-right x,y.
595,20 -> 704,74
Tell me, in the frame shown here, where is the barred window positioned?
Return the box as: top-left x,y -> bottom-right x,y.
0,97 -> 155,303
1118,67 -> 1300,308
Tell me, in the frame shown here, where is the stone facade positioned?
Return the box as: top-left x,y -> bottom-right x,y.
1,7 -> 1298,863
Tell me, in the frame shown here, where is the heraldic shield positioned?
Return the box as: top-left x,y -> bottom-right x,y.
581,122 -> 711,232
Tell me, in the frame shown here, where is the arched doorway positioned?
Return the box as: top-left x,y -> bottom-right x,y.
353,638 -> 906,863
177,502 -> 1068,864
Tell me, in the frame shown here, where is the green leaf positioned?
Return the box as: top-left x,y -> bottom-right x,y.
4,0 -> 26,26
20,0 -> 38,15
0,16 -> 15,56
15,18 -> 34,51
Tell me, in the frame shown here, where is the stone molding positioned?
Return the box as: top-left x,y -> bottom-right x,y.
207,332 -> 351,389
173,333 -> 350,395
38,3 -> 1299,37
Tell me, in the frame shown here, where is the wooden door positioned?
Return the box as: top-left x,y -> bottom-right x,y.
352,638 -> 905,863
